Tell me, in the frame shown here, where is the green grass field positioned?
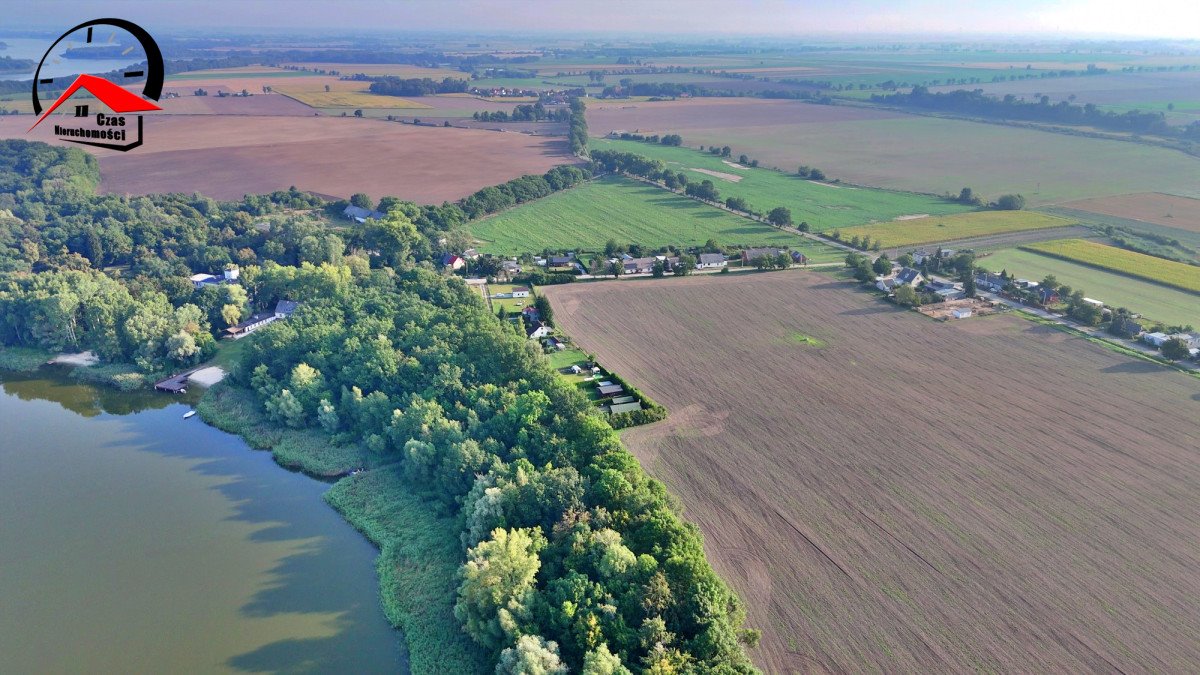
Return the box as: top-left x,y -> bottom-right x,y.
591,112 -> 1200,206
1021,239 -> 1200,294
836,210 -> 1076,248
592,138 -> 973,230
487,283 -> 534,315
979,248 -> 1200,328
468,175 -> 842,259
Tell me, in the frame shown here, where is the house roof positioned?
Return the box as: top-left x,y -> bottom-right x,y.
275,300 -> 300,316
343,205 -> 385,221
597,384 -> 624,396
609,401 -> 643,414
440,253 -> 463,266
698,253 -> 725,265
190,273 -> 217,282
896,268 -> 922,284
743,247 -> 783,260
525,320 -> 547,336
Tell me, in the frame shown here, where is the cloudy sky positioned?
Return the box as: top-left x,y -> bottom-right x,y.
13,0 -> 1200,39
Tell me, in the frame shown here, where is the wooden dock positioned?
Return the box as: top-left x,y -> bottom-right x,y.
153,371 -> 193,393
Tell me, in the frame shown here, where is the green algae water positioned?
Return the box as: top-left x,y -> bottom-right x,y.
0,368 -> 403,673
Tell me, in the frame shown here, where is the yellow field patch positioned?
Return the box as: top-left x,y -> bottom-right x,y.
275,88 -> 433,109
837,210 -> 1074,248
1021,239 -> 1200,294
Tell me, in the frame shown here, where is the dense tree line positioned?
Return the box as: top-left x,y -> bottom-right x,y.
611,132 -> 683,146
368,76 -> 470,96
569,98 -> 589,156
231,252 -> 758,673
873,86 -> 1200,140
473,102 -> 571,122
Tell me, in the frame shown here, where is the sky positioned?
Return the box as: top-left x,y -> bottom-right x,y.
11,0 -> 1200,40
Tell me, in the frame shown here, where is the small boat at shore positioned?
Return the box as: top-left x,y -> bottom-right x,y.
183,410 -> 196,419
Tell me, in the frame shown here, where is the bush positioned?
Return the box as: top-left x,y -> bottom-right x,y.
0,346 -> 52,372
70,363 -> 148,391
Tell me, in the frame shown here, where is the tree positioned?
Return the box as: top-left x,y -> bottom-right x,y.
324,84 -> 331,92
354,109 -> 363,118
1161,337 -> 1190,361
455,527 -> 545,651
872,254 -> 892,276
350,193 -> 374,209
725,196 -> 749,212
808,168 -> 826,180
963,274 -> 977,298
651,260 -> 666,278
766,207 -> 793,227
675,254 -> 695,276
720,146 -> 731,157
797,221 -> 810,232
796,165 -> 811,178
894,284 -> 921,306
496,635 -> 567,675
534,295 -> 554,326
995,194 -> 1026,210
220,303 -> 242,328
582,643 -> 632,675
1040,274 -> 1058,289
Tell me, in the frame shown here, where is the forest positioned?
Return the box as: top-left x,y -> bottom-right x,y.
0,138 -> 758,673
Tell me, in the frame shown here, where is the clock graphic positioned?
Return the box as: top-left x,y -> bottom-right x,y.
28,18 -> 164,151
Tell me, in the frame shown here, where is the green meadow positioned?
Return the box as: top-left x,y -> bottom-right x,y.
591,138 -> 974,230
468,175 -> 842,260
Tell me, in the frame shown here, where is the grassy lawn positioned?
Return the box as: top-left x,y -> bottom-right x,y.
979,248 -> 1200,328
207,336 -> 250,371
836,210 -> 1077,248
487,283 -> 534,315
591,138 -> 973,231
469,175 -> 841,258
1021,239 -> 1200,294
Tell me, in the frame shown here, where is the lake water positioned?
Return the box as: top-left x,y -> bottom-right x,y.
0,367 -> 404,673
0,36 -> 143,81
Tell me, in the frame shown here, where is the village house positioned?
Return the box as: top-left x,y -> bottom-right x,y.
741,247 -> 785,264
342,205 -> 385,223
526,320 -> 551,340
974,272 -> 1007,292
696,253 -> 727,269
224,312 -> 277,337
895,268 -> 923,287
274,300 -> 300,318
597,383 -> 624,397
548,253 -> 575,267
511,287 -> 531,298
462,248 -> 480,260
1142,332 -> 1170,347
1037,286 -> 1060,305
623,257 -> 656,274
440,253 -> 465,270
609,401 -> 643,414
190,273 -> 220,290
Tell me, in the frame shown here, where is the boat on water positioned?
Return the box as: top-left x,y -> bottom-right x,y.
183,410 -> 196,419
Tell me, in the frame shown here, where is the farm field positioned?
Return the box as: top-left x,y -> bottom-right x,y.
1058,192 -> 1200,233
279,63 -> 467,79
979,248 -> 1200,327
592,138 -> 973,230
0,115 -> 574,203
468,175 -> 843,256
543,272 -> 1200,674
1021,239 -> 1200,294
835,210 -> 1077,248
275,88 -> 432,109
587,98 -> 1200,204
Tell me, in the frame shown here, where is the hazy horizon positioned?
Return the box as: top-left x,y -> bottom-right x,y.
9,0 -> 1200,41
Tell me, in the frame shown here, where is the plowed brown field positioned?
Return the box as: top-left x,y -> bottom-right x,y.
0,115 -> 574,203
544,273 -> 1200,674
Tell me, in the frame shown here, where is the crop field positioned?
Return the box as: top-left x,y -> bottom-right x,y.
467,175 -> 842,256
587,98 -> 1200,204
979,248 -> 1200,327
1,115 -> 574,203
1021,239 -> 1200,294
543,272 -> 1200,674
1059,193 -> 1200,234
592,138 -> 973,230
275,88 -> 432,109
835,210 -> 1077,248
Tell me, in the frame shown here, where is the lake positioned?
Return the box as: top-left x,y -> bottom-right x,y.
0,367 -> 404,673
0,36 -> 143,81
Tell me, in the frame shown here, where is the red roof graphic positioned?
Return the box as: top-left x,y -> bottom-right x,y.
29,73 -> 161,132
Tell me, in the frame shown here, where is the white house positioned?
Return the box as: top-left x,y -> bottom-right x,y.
526,320 -> 551,340
952,309 -> 973,319
511,287 -> 531,298
697,253 -> 727,269
190,273 -> 219,289
223,267 -> 240,281
1143,332 -> 1169,347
